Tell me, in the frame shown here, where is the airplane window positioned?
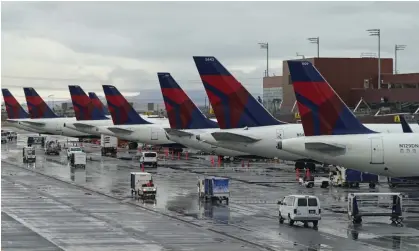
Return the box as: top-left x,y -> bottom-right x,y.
400,149 -> 404,153
406,149 -> 410,153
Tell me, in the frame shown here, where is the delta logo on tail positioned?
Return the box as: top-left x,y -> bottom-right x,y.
69,86 -> 108,121
89,92 -> 109,115
23,87 -> 58,119
102,85 -> 151,125
193,56 -> 283,129
287,61 -> 375,136
1,89 -> 29,119
158,72 -> 218,129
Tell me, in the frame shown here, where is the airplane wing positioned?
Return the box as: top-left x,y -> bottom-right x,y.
72,123 -> 96,129
107,127 -> 134,135
21,121 -> 46,127
211,132 -> 260,143
305,142 -> 346,152
164,128 -> 194,137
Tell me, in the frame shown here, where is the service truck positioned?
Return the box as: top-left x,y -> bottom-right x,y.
70,151 -> 87,169
101,134 -> 118,158
44,140 -> 61,155
22,146 -> 36,163
130,172 -> 157,200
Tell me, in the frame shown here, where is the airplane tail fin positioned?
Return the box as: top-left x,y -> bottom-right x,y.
158,72 -> 218,129
23,87 -> 58,119
68,85 -> 108,121
287,60 -> 375,136
193,56 -> 284,129
1,88 -> 29,119
400,115 -> 413,133
102,85 -> 152,125
89,92 -> 109,115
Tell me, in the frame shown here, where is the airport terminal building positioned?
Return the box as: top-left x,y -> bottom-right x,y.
263,57 -> 419,121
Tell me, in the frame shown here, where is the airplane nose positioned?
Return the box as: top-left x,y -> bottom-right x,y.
196,135 -> 201,141
276,141 -> 283,150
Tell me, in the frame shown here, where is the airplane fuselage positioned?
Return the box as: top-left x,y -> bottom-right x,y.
197,123 -> 419,161
279,133 -> 419,177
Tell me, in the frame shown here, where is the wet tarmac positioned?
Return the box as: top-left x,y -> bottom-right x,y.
2,133 -> 419,251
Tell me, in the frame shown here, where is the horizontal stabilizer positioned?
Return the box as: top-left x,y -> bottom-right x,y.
304,142 -> 346,152
21,121 -> 46,127
211,132 -> 260,143
73,123 -> 96,129
164,128 -> 194,137
107,127 -> 134,135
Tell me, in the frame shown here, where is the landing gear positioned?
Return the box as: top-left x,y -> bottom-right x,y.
306,162 -> 316,173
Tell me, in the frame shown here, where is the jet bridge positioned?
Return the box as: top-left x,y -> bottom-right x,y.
348,193 -> 403,226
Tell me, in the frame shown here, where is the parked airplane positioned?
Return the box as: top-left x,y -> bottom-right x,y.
1,88 -> 47,134
158,72 -> 263,158
277,60 -> 419,177
193,56 -> 419,170
98,85 -> 185,151
16,87 -> 94,138
64,85 -> 170,136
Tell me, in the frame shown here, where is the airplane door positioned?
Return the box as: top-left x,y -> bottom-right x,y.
276,129 -> 284,140
150,127 -> 158,140
370,137 -> 384,164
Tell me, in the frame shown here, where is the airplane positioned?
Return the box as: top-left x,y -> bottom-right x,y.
157,72 -> 264,158
89,92 -> 109,115
64,85 -> 170,136
17,87 -> 93,138
97,85 -> 185,151
192,56 -> 419,171
276,60 -> 419,178
1,88 -> 48,134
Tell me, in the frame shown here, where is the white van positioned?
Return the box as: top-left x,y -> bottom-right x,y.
140,152 -> 158,168
278,195 -> 321,228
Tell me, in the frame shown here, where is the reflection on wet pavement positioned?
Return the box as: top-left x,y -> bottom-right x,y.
2,141 -> 419,251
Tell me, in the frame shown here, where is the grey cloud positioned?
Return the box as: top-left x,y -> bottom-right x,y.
2,1 -> 419,101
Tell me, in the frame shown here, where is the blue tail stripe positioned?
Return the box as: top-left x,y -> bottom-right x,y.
202,82 -> 232,128
400,116 -> 413,133
193,56 -> 231,76
295,93 -> 321,135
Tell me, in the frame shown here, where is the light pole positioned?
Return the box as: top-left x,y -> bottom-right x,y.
395,44 -> 406,74
296,52 -> 305,59
307,37 -> 319,58
48,94 -> 54,111
258,42 -> 269,77
367,29 -> 381,89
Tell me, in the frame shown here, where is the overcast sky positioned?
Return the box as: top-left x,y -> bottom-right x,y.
2,1 -> 419,103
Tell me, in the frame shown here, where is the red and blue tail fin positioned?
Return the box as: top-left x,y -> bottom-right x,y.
89,92 -> 109,116
2,89 -> 29,119
102,85 -> 152,125
158,72 -> 218,129
193,56 -> 284,129
23,87 -> 58,119
287,60 -> 376,136
68,85 -> 108,121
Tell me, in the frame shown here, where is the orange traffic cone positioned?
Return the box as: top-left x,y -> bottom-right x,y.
141,163 -> 145,172
296,168 -> 300,180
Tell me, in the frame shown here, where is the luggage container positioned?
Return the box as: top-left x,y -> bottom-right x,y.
198,177 -> 230,204
387,177 -> 419,188
330,167 -> 378,188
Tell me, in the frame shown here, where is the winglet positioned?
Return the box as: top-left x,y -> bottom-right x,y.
23,87 -> 58,118
157,72 -> 218,129
193,56 -> 284,129
2,88 -> 29,119
89,92 -> 109,115
399,115 -> 413,133
68,86 -> 108,121
102,85 -> 152,125
287,60 -> 376,136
